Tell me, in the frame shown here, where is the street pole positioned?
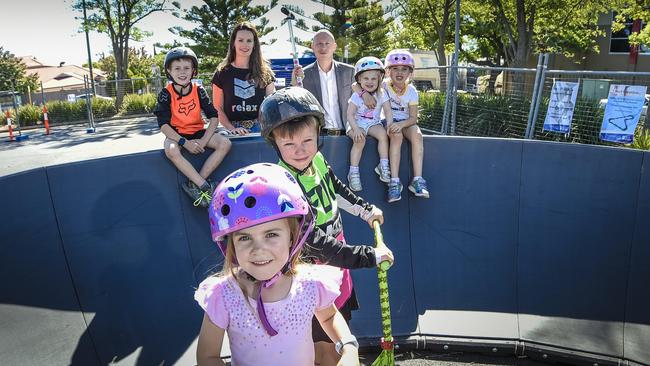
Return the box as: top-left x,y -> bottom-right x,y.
83,0 -> 96,96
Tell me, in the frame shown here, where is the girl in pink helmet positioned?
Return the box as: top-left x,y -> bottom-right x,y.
353,49 -> 430,202
195,163 -> 359,366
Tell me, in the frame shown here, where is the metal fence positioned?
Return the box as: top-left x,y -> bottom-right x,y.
420,54 -> 650,147
5,60 -> 649,149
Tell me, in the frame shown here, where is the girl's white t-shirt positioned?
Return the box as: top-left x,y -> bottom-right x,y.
382,81 -> 419,121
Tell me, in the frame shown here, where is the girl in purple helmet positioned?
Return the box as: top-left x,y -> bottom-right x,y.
195,163 -> 359,366
352,50 -> 430,203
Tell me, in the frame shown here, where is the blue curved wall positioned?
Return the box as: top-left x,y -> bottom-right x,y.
1,137 -> 648,366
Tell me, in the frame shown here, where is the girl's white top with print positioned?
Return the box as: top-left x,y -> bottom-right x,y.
195,265 -> 342,366
382,81 -> 419,121
349,91 -> 389,130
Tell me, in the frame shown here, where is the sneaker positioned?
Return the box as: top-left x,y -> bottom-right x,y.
182,181 -> 212,208
387,181 -> 403,203
207,178 -> 218,196
408,177 -> 430,198
374,164 -> 390,183
347,171 -> 363,191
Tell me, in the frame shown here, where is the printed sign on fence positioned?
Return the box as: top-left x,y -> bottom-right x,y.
543,81 -> 579,133
600,84 -> 647,143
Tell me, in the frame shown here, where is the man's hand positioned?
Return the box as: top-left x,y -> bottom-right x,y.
291,65 -> 304,86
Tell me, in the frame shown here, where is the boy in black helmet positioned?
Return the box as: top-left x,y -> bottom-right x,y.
259,87 -> 394,366
153,47 -> 231,208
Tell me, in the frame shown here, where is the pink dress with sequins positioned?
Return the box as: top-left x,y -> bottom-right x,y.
195,265 -> 342,366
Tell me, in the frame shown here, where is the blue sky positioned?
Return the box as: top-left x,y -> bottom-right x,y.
1,1 -> 198,66
1,0 -> 395,67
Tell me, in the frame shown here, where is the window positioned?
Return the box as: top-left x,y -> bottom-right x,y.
610,13 -> 648,54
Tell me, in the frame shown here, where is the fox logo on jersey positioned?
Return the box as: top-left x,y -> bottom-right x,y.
178,100 -> 196,116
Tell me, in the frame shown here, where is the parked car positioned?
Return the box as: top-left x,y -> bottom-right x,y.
76,94 -> 113,101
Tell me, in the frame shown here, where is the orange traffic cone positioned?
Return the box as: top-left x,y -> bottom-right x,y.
43,105 -> 50,135
6,110 -> 15,142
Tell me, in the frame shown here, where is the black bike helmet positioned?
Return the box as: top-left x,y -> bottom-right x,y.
259,87 -> 325,142
164,47 -> 198,80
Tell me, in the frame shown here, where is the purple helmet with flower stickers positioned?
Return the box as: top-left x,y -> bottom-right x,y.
209,162 -> 312,250
385,49 -> 415,70
209,162 -> 314,337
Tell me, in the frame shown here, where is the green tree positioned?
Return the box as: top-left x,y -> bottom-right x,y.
73,1 -> 174,81
0,47 -> 39,94
391,0 -> 455,67
314,0 -> 393,63
611,1 -> 649,48
171,0 -> 269,73
462,0 -> 610,68
93,47 -> 156,79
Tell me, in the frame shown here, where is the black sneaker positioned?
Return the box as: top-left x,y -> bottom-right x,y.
182,181 -> 212,208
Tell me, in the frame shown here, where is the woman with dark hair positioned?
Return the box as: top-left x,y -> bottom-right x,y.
212,22 -> 275,135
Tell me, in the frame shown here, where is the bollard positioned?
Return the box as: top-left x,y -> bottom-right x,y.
43,105 -> 50,135
6,110 -> 15,142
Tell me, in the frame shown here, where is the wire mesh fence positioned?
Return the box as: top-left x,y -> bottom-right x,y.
420,59 -> 649,148
4,59 -> 649,150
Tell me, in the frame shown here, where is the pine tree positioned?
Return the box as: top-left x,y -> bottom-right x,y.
314,0 -> 393,63
171,0 -> 270,73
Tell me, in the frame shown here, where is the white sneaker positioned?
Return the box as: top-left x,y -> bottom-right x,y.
348,171 -> 363,191
374,164 -> 390,183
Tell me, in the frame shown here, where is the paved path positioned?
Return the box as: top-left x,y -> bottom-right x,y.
0,117 -> 164,177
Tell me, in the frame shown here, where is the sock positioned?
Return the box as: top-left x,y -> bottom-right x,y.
391,178 -> 400,184
349,166 -> 359,174
380,159 -> 389,170
413,176 -> 422,182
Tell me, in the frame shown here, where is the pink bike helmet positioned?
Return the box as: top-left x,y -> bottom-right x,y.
354,56 -> 385,82
385,49 -> 415,70
209,162 -> 314,336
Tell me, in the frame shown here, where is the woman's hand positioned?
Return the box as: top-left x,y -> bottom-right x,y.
229,127 -> 249,136
337,345 -> 360,366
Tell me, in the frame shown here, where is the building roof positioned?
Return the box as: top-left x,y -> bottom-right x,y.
18,56 -> 106,91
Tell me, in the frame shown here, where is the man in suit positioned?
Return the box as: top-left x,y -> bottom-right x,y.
292,30 -> 354,136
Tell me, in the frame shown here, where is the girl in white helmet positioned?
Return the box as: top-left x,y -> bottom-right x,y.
346,56 -> 393,192
352,50 -> 430,203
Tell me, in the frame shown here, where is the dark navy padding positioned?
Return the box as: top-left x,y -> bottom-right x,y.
46,152 -> 199,365
0,168 -> 99,365
624,153 -> 650,364
2,137 -> 650,365
323,137 -> 419,337
412,138 -> 521,339
517,142 -> 642,357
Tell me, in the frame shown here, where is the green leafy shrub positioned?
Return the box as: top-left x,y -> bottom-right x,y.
17,104 -> 42,126
119,93 -> 157,115
630,125 -> 650,150
418,91 -> 445,131
46,100 -> 87,123
91,97 -> 117,119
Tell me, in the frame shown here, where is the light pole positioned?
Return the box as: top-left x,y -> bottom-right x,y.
82,0 -> 96,95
